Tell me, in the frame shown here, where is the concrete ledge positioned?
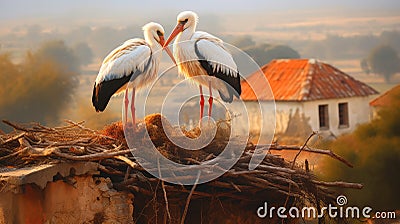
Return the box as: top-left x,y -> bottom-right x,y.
0,162 -> 99,192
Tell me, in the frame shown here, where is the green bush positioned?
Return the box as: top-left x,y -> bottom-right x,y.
319,88 -> 400,211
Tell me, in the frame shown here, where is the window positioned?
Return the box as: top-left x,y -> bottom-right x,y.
318,104 -> 329,129
338,103 -> 349,127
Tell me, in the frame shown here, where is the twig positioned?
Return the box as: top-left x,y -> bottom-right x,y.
2,120 -> 30,132
124,166 -> 131,182
180,171 -> 200,224
114,155 -> 139,169
0,147 -> 29,161
1,132 -> 26,145
161,181 -> 171,222
312,180 -> 363,189
291,131 -> 317,169
64,119 -> 118,141
284,132 -> 317,210
158,157 -> 172,222
53,147 -> 130,161
262,145 -> 353,168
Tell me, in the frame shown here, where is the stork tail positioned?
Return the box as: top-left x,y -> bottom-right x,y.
92,75 -> 132,112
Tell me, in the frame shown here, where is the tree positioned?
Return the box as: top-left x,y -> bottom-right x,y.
0,41 -> 80,132
35,40 -> 80,73
231,36 -> 256,49
368,45 -> 400,83
264,45 -> 300,61
231,36 -> 301,66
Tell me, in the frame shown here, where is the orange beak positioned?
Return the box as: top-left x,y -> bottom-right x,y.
159,35 -> 176,65
163,23 -> 184,48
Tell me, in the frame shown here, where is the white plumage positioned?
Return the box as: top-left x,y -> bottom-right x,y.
192,32 -> 238,77
92,22 -> 175,127
95,39 -> 149,83
163,11 -> 241,121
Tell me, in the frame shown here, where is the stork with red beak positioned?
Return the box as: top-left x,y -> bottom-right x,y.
92,22 -> 175,128
163,11 -> 241,122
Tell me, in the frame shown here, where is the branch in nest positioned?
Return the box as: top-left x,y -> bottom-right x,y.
63,119 -> 118,141
291,131 -> 317,169
0,132 -> 26,145
312,180 -> 363,189
53,147 -> 132,161
258,143 -> 353,168
0,147 -> 29,161
180,171 -> 200,224
114,155 -> 139,169
2,120 -> 30,132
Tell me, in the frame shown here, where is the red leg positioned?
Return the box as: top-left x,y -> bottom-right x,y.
124,88 -> 129,125
199,85 -> 205,124
208,81 -> 213,121
131,87 -> 136,130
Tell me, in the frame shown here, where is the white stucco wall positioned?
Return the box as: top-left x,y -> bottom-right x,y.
302,96 -> 372,137
274,101 -> 304,134
230,101 -> 275,142
233,96 -> 373,140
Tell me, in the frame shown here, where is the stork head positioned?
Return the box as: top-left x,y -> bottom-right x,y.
143,22 -> 176,64
163,11 -> 198,48
142,22 -> 166,47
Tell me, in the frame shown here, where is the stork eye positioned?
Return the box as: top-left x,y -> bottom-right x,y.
179,18 -> 189,25
156,30 -> 163,36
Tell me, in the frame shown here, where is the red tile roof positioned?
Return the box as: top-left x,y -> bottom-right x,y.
370,84 -> 400,107
241,59 -> 378,101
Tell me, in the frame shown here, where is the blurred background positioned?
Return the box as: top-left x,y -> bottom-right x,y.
0,0 -> 399,214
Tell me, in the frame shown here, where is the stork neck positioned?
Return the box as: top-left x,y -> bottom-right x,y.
144,36 -> 154,46
176,26 -> 195,42
151,41 -> 162,52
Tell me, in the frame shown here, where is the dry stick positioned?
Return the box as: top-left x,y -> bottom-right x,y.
283,132 -> 317,213
1,132 -> 26,145
158,157 -> 172,222
124,166 -> 131,182
2,120 -> 30,132
0,147 -> 29,161
291,131 -> 317,169
64,119 -> 117,141
180,171 -> 200,224
263,145 -> 353,168
312,180 -> 363,189
115,155 -> 139,169
53,147 -> 131,161
55,120 -> 85,130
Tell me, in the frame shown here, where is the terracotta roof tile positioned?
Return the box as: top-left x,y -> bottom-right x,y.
241,59 -> 378,101
370,84 -> 400,107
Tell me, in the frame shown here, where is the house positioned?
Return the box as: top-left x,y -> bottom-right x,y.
369,84 -> 400,119
235,59 -> 378,142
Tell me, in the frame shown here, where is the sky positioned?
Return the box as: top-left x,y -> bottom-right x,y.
1,0 -> 399,44
1,0 -> 399,26
1,0 -> 399,17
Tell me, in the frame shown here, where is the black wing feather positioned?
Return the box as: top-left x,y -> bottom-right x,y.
195,41 -> 241,103
92,49 -> 153,112
92,74 -> 132,112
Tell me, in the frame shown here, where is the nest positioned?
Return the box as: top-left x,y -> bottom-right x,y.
0,114 -> 362,223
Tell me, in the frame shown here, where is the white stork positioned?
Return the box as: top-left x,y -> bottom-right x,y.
92,22 -> 175,127
163,11 -> 241,121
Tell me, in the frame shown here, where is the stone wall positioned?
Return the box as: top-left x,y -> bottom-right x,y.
0,176 -> 133,224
